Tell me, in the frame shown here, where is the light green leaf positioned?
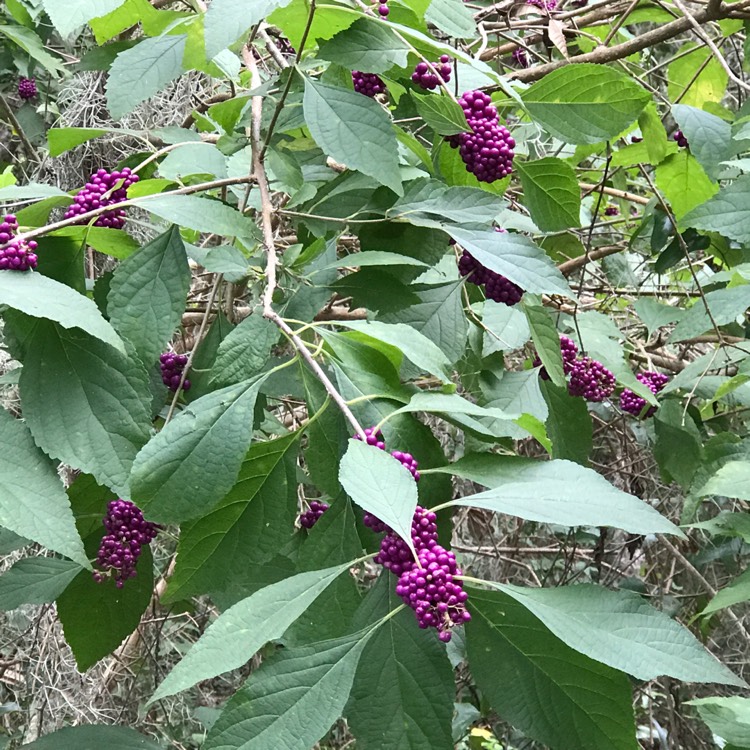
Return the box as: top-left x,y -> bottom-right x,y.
150,562 -> 356,702
633,298 -> 683,336
448,227 -> 572,297
106,34 -> 187,119
49,226 -> 140,260
638,102 -> 670,165
517,157 -> 581,232
318,18 -> 410,74
393,391 -> 516,421
323,251 -> 429,270
412,92 -> 469,136
424,0 -> 475,38
159,142 -> 228,180
205,629 -> 373,750
107,226 -> 191,366
0,25 -> 67,74
523,296 -> 565,388
47,128 -> 109,156
467,588 -> 638,750
209,313 -> 278,387
655,150 -> 718,220
688,696 -> 750,745
521,64 -> 650,144
0,272 -> 124,352
42,0 -> 126,37
667,43 -> 728,109
205,0 -> 295,58
433,454 -> 684,535
0,183 -> 70,200
490,582 -> 744,686
670,285 -> 750,342
702,568 -> 750,615
336,319 -> 451,381
130,376 -> 267,524
0,408 -> 89,569
672,104 -> 732,182
20,725 -> 162,750
682,175 -> 750,243
0,557 -> 81,611
339,438 -> 418,560
481,300 -> 530,354
303,78 -> 402,195
698,459 -> 750,500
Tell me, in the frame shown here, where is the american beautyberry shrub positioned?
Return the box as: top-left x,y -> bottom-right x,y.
63,168 -> 139,229
17,76 -> 37,100
374,506 -> 438,575
536,334 -> 579,379
412,55 -> 452,90
0,214 -> 38,271
458,250 -> 524,306
448,90 -> 515,183
93,499 -> 158,588
512,48 -> 529,68
396,544 -> 470,642
568,356 -> 616,402
620,371 -> 669,417
352,71 -> 386,97
299,500 -> 329,529
160,352 -> 191,392
673,130 -> 689,148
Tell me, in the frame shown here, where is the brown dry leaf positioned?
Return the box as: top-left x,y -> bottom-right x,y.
548,19 -> 569,59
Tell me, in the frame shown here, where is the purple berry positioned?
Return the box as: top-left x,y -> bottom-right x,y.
363,512 -> 389,533
395,543 -> 470,642
354,426 -> 387,450
352,71 -> 386,97
299,500 -> 329,529
568,356 -> 616,402
374,506 -> 438,576
378,3 -> 389,15
673,130 -> 689,148
512,48 -> 529,67
63,167 -> 139,229
535,335 -> 578,379
17,77 -> 37,100
527,0 -> 557,8
620,371 -> 669,417
631,136 -> 643,143
93,499 -> 158,588
412,57 -> 452,90
0,214 -> 37,271
604,206 -> 619,216
391,449 -> 420,481
458,249 -> 523,306
160,350 -> 190,392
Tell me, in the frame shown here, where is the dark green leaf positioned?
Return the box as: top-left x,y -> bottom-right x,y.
20,725 -> 162,749
541,380 -> 592,465
412,92 -> 469,136
517,157 -> 581,232
654,400 -> 703,490
0,557 -> 81,611
523,296 -> 565,387
210,313 -> 278,387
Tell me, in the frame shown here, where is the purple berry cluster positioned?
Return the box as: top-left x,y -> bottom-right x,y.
159,352 -> 191,392
527,0 -> 557,9
412,55 -> 452,90
537,334 -> 579,379
619,371 -> 669,417
352,71 -> 386,97
0,214 -> 38,271
18,77 -> 37,100
299,500 -> 329,529
93,499 -> 158,588
673,130 -> 689,148
374,506 -> 438,575
512,48 -> 529,68
458,236 -> 524,307
604,206 -> 619,216
63,167 -> 139,229
448,90 -> 515,183
354,426 -> 420,480
568,356 -> 616,402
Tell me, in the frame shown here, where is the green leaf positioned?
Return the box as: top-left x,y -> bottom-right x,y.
107,226 -> 191,367
47,128 -> 109,157
19,320 -> 151,498
346,575 -> 454,749
653,400 -> 703,490
0,25 -> 67,75
150,561 -> 357,702
633,298 -> 683,336
433,454 -> 684,536
20,725 -> 162,750
135,194 -> 258,240
638,101 -> 670,165
159,142 -> 228,180
0,271 -> 124,352
481,300 -> 530,354
42,0 -> 126,37
682,174 -> 750,243
205,0 -> 295,57
318,17 -> 410,74
210,313 -> 278,387
388,178 -> 501,228
702,567 -> 750,615
467,588 -> 638,750
0,557 -> 81,611
335,319 -> 451,381
424,0 -> 475,38
106,34 -> 187,119
670,285 -> 750,342
655,150 -> 718,220
269,0 -> 356,49
339,438 -> 419,560
392,391 -> 516,421
521,64 -> 650,144
164,432 -> 299,603
303,78 -> 402,195
130,375 -> 267,525
0,409 -> 88,568
699,459 -> 750,500
541,380 -> 592,465
672,104 -> 732,182
517,157 -> 581,232
323,251 -> 429,270
185,313 -> 234,400
49,226 -> 140,260
523,296 -> 565,387
448,227 -> 572,297
0,183 -> 70,200
204,629 -> 374,750
688,696 -> 750,745
412,92 -> 469,136
667,43 -> 728,109
56,548 -> 153,670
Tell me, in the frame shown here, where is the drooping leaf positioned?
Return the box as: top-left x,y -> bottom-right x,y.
130,375 -> 267,524
107,226 -> 191,367
523,296 -> 565,388
20,725 -> 162,750
541,380 -> 592,465
481,300 -> 530,354
150,561 -> 358,702
0,557 -> 81,611
698,459 -> 750,501
687,696 -> 750,746
411,92 -> 469,136
517,157 -> 581,231
0,25 -> 67,74
424,0 -> 475,38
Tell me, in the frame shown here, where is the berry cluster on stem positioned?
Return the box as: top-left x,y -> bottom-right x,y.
160,352 -> 191,392
93,499 -> 158,588
63,168 -> 139,229
673,130 -> 689,148
352,71 -> 386,97
604,205 -> 619,216
0,214 -> 38,271
17,77 -> 37,100
354,426 -> 420,479
412,55 -> 452,90
619,371 -> 669,417
299,500 -> 329,529
448,90 -> 515,183
527,0 -> 557,9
